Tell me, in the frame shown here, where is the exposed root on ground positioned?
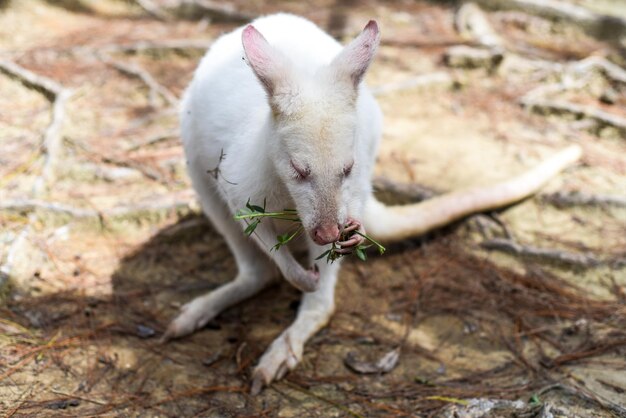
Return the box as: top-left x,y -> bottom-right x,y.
0,60 -> 72,196
480,237 -> 603,268
100,54 -> 178,107
542,191 -> 626,209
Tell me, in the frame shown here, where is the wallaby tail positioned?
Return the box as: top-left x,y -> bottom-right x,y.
364,145 -> 582,243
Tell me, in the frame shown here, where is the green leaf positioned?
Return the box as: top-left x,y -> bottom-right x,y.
244,219 -> 260,236
248,204 -> 265,213
529,394 -> 541,405
355,247 -> 367,261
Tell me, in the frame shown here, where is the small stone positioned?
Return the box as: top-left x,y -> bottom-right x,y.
136,324 -> 155,338
202,351 -> 222,367
46,399 -> 80,410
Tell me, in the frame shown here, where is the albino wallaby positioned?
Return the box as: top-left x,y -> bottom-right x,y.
165,13 -> 581,394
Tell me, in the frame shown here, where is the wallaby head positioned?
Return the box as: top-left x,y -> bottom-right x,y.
242,20 -> 380,245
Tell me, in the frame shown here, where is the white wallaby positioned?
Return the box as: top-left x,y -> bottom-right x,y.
165,13 -> 581,394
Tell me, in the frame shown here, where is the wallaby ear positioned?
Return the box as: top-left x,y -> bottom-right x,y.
242,24 -> 288,96
330,20 -> 380,89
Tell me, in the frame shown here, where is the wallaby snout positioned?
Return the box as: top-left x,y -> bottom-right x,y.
312,222 -> 341,245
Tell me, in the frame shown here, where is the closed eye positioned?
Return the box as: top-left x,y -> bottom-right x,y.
291,160 -> 310,180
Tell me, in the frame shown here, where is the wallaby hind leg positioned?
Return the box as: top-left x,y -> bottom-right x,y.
163,174 -> 277,341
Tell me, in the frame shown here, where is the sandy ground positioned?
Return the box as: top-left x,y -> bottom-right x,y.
0,1 -> 625,416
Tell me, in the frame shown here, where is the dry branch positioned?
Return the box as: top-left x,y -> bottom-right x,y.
0,59 -> 72,196
371,72 -> 454,96
101,54 -> 178,107
541,191 -> 626,208
481,237 -> 601,267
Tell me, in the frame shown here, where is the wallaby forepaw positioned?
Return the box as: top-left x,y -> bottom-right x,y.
250,333 -> 302,394
336,218 -> 366,254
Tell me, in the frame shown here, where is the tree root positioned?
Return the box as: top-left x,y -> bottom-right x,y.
100,54 -> 178,107
541,191 -> 626,209
480,237 -> 603,268
0,60 -> 72,196
515,55 -> 626,134
520,97 -> 626,135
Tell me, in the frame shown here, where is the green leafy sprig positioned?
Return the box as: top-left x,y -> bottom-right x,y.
234,199 -> 385,262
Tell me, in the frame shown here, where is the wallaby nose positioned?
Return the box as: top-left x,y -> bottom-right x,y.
313,224 -> 340,245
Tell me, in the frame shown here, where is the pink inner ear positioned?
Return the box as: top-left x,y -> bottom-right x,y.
242,25 -> 268,66
331,20 -> 380,88
242,25 -> 278,95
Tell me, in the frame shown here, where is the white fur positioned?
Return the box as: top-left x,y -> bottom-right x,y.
166,13 -> 581,394
169,13 -> 382,392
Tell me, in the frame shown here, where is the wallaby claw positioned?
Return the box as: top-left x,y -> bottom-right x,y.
250,332 -> 302,395
250,371 -> 267,395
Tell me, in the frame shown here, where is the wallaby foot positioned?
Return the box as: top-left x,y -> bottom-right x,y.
251,331 -> 303,395
250,258 -> 338,393
162,267 -> 276,342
